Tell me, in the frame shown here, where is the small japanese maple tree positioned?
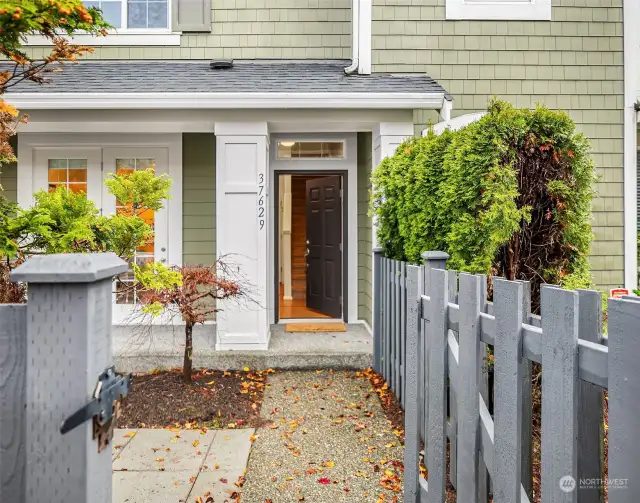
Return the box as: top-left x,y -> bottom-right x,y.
136,263 -> 248,383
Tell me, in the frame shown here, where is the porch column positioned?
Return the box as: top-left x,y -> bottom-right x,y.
372,122 -> 414,248
372,122 -> 413,339
214,122 -> 270,350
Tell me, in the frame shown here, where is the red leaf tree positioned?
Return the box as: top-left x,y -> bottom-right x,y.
136,259 -> 251,383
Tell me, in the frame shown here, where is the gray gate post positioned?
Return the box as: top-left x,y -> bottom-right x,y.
373,248 -> 384,374
11,253 -> 128,503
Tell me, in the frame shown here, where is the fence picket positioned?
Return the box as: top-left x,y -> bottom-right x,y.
400,261 -> 407,407
577,290 -> 604,503
403,265 -> 421,503
384,258 -> 391,383
457,273 -> 482,502
477,274 -> 489,503
519,281 -> 533,499
606,298 -> 640,503
493,279 -> 524,503
426,268 -> 449,503
394,260 -> 401,395
541,286 -> 579,503
447,269 -> 458,490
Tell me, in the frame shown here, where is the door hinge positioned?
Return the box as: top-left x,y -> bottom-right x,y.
340,188 -> 343,199
100,160 -> 104,172
339,243 -> 343,252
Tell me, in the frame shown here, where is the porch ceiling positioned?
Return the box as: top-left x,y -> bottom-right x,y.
3,60 -> 449,110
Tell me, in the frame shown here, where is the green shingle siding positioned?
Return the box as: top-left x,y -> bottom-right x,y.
0,136 -> 18,203
26,0 -> 351,60
182,133 -> 216,266
374,0 -> 625,290
357,132 -> 373,328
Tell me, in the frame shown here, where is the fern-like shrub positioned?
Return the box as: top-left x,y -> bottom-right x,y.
371,99 -> 597,307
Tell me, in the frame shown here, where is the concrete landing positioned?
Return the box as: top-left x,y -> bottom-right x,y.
113,323 -> 372,373
112,428 -> 253,503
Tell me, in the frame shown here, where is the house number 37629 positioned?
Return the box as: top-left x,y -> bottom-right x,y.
258,174 -> 266,230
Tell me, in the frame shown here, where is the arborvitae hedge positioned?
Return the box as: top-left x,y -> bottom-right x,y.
371,100 -> 597,305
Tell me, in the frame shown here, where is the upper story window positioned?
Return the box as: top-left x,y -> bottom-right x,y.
445,0 -> 551,21
83,0 -> 169,30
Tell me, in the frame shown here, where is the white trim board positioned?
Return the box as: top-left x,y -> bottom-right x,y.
6,92 -> 447,111
445,0 -> 551,21
25,32 -> 181,46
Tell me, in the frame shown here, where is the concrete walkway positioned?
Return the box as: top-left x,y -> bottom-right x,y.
114,324 -> 372,373
241,371 -> 404,502
112,428 -> 254,502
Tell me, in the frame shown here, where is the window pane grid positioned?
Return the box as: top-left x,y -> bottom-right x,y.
276,141 -> 345,159
115,158 -> 157,305
82,0 -> 168,29
48,159 -> 88,194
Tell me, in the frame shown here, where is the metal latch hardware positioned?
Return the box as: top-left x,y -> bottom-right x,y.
60,366 -> 132,453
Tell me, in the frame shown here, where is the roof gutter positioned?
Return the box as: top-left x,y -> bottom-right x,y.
5,91 -> 446,110
344,0 -> 360,75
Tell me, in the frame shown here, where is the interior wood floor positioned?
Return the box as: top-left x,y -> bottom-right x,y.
279,284 -> 330,319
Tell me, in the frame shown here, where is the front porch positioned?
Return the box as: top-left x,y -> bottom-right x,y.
4,59 -> 451,351
113,323 -> 373,373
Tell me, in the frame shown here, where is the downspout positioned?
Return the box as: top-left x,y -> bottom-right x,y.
344,0 -> 360,75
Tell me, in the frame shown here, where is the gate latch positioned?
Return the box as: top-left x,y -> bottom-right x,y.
60,366 -> 132,453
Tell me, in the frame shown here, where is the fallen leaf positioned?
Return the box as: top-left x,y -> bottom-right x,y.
243,366 -> 250,371
189,476 -> 197,484
193,440 -> 200,448
206,380 -> 215,385
195,497 -> 203,503
124,432 -> 136,438
249,434 -> 259,443
318,478 -> 331,485
156,457 -> 164,462
220,477 -> 228,484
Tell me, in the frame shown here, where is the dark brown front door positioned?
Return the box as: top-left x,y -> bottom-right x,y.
306,176 -> 342,318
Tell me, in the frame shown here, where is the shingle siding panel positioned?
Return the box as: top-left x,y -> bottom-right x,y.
25,0 -> 351,60
183,133 -> 216,266
392,0 -> 624,290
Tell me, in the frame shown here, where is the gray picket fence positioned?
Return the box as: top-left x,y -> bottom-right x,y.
372,249 -> 639,503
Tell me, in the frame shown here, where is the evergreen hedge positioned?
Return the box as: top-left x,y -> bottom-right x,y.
371,100 -> 597,305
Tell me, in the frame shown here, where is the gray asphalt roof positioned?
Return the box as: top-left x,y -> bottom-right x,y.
5,60 -> 448,95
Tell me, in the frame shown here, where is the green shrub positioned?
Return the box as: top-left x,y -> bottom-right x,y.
371,99 -> 597,306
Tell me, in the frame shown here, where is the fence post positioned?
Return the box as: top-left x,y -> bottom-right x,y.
0,304 -> 27,503
421,252 -> 450,463
426,267 -> 449,503
11,253 -> 128,503
540,286 -> 579,503
577,290 -> 604,503
607,298 -> 640,502
403,265 -> 422,503
373,248 -> 384,374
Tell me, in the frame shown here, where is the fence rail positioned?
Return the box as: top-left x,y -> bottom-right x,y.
372,249 -> 638,503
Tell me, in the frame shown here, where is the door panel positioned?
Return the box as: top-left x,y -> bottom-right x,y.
306,176 -> 342,318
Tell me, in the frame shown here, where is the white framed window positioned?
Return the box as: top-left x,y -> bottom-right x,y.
83,0 -> 170,30
446,0 -> 551,21
276,141 -> 346,160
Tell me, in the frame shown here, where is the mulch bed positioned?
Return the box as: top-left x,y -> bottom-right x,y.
117,368 -> 273,429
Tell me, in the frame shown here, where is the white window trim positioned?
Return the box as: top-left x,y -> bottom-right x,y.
25,0 -> 180,46
25,31 -> 181,46
446,0 -> 551,21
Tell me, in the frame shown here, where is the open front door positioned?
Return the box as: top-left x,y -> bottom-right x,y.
306,176 -> 342,318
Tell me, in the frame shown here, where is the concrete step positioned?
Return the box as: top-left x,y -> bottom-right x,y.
113,324 -> 372,372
